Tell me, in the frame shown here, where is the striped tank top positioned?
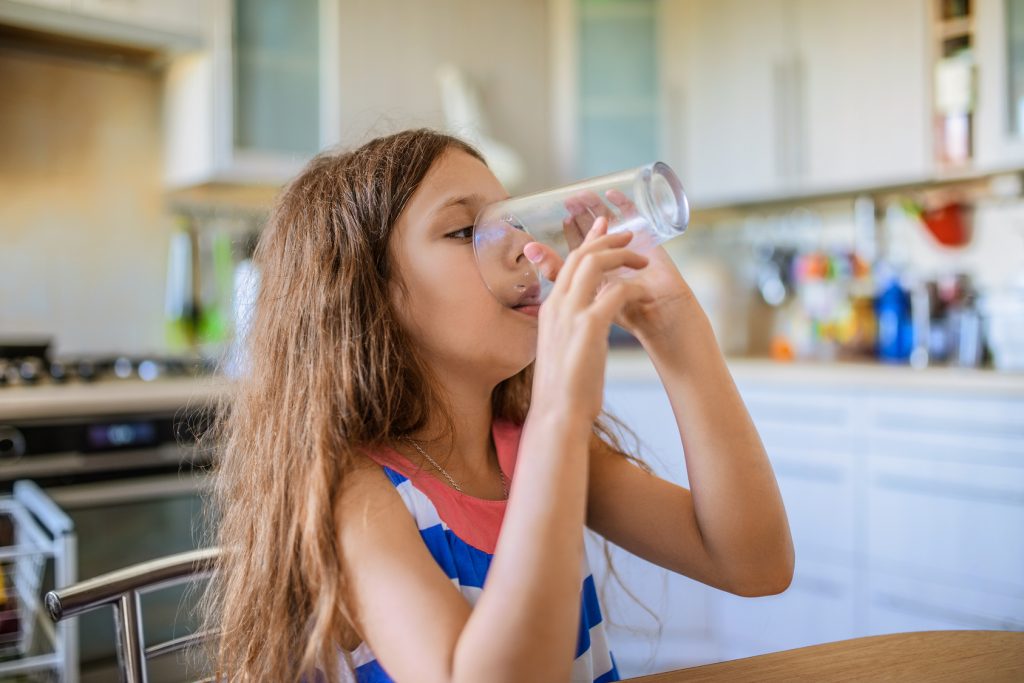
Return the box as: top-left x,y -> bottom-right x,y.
340,416 -> 620,683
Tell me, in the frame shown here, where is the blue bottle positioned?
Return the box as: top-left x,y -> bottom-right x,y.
875,277 -> 913,362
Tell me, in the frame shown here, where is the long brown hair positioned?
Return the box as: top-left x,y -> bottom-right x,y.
194,128 -> 661,681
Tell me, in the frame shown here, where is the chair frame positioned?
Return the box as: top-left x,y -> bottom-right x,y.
44,547 -> 219,683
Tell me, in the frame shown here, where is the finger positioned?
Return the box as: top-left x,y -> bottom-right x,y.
565,196 -> 598,238
574,190 -> 615,220
551,216 -> 612,298
565,243 -> 650,311
588,278 -> 654,325
523,241 -> 564,282
605,189 -> 639,217
562,215 -> 585,250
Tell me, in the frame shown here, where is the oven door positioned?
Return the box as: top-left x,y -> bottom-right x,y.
43,469 -> 210,683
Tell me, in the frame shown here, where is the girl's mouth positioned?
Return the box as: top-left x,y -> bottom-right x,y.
512,304 -> 540,318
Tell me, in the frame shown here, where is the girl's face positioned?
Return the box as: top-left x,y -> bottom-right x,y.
388,149 -> 538,384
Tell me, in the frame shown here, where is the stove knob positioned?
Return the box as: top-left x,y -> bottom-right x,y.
49,360 -> 68,382
0,426 -> 26,460
77,360 -> 97,382
114,356 -> 134,379
19,359 -> 42,384
137,359 -> 160,381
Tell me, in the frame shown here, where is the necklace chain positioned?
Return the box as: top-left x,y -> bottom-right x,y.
402,436 -> 508,500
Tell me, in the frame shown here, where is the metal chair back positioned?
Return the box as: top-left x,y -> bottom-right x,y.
45,547 -> 219,683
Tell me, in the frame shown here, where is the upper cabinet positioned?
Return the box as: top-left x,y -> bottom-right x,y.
797,0 -> 931,192
660,0 -> 932,206
576,0 -> 660,178
660,0 -> 797,203
975,0 -> 1024,170
0,0 -> 203,50
163,0 -> 340,188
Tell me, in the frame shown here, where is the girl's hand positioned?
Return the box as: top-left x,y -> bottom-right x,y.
525,189 -> 699,346
529,216 -> 653,426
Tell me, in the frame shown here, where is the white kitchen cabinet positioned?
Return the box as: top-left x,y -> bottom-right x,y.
739,386 -> 860,562
866,571 -> 1024,632
163,0 -> 340,187
797,0 -> 932,191
975,0 -> 1024,170
602,352 -> 1024,668
0,0 -> 202,50
712,555 -> 858,660
659,0 -> 932,206
660,0 -> 797,205
599,380 -> 720,674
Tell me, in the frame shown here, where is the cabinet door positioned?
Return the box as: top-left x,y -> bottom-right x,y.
867,570 -> 1024,633
600,381 -> 720,674
661,0 -> 796,205
163,0 -> 340,187
797,0 -> 931,191
738,385 -> 859,561
975,0 -> 1024,169
865,392 -> 1024,595
577,0 -> 659,177
866,455 -> 1024,592
712,555 -> 858,660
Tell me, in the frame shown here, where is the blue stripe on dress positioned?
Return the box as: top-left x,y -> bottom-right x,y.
575,573 -> 604,657
364,463 -> 617,682
380,466 -> 408,487
354,658 -> 392,683
418,524 -> 494,588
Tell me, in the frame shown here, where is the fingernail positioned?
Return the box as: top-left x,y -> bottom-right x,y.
524,244 -> 543,263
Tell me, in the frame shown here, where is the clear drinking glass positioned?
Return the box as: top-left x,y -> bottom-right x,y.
472,161 -> 689,309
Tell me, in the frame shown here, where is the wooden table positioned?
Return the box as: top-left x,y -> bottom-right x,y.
627,630 -> 1024,682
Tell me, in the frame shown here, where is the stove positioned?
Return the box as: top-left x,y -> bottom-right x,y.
0,338 -> 217,388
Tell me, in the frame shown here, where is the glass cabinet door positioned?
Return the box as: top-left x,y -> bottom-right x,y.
232,0 -> 322,158
577,0 -> 660,177
1008,0 -> 1024,137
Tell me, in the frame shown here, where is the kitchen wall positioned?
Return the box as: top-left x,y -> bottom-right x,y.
0,47 -> 170,356
335,0 -> 555,191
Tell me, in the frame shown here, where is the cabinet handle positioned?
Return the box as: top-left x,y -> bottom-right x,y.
772,459 -> 844,483
873,591 -> 1023,630
772,59 -> 792,179
792,54 -> 807,178
873,474 -> 1024,507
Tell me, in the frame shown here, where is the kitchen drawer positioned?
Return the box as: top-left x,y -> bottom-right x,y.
738,386 -> 854,436
868,395 -> 1024,467
866,454 -> 1024,593
710,554 -> 857,658
866,570 -> 1024,633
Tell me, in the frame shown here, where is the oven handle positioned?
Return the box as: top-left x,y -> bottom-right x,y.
44,472 -> 208,509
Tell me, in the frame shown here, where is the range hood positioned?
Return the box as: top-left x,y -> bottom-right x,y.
0,0 -> 202,59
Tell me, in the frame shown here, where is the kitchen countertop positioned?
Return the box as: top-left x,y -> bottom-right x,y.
0,376 -> 231,421
607,348 -> 1024,396
3,351 -> 1023,422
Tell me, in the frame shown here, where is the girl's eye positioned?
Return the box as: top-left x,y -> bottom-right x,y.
446,225 -> 474,241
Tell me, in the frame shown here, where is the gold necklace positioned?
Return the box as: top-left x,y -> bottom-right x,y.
402,436 -> 508,500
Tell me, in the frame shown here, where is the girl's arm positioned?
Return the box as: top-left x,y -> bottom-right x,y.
338,411 -> 594,683
587,299 -> 795,597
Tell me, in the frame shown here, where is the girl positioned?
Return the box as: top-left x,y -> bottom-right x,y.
199,128 -> 794,682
